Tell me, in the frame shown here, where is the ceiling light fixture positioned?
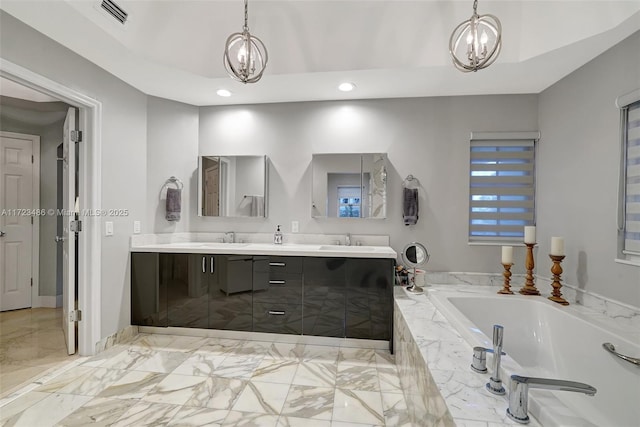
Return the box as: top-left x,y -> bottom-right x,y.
223,0 -> 268,84
216,89 -> 232,97
338,82 -> 356,92
449,0 -> 502,72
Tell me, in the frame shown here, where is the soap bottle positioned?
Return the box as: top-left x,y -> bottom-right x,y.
274,225 -> 283,245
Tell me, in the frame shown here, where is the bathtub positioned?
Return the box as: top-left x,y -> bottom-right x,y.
429,288 -> 640,427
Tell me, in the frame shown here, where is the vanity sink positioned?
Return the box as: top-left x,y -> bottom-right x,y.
319,245 -> 377,252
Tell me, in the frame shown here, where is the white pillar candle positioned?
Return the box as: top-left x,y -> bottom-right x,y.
501,246 -> 513,264
551,237 -> 565,256
524,226 -> 536,244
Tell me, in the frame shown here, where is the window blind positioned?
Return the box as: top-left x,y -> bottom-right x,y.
469,140 -> 535,242
624,101 -> 640,255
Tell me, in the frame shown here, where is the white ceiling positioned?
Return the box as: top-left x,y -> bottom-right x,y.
2,1 -> 639,106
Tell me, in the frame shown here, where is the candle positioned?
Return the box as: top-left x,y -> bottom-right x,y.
501,246 -> 513,264
551,237 -> 565,256
524,226 -> 536,244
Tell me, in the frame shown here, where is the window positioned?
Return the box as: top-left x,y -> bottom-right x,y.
469,133 -> 537,243
337,186 -> 361,218
620,100 -> 640,260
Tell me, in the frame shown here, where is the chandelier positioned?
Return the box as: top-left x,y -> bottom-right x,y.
223,0 -> 268,84
449,0 -> 502,72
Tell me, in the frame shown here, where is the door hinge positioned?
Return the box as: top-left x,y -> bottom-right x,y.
70,220 -> 82,233
70,310 -> 82,322
71,130 -> 83,143
31,278 -> 33,287
32,155 -> 34,163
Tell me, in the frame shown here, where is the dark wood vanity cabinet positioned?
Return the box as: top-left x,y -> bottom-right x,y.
132,253 -> 393,343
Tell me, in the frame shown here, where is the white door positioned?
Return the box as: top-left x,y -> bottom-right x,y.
62,107 -> 77,355
0,133 -> 35,311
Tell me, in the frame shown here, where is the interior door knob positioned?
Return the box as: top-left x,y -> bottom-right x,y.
55,235 -> 65,242
0,231 -> 5,237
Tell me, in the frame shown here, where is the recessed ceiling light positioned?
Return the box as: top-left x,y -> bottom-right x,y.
338,82 -> 356,92
217,89 -> 232,97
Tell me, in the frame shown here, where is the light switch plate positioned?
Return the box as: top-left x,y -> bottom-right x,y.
291,221 -> 299,233
105,221 -> 114,236
133,220 -> 141,234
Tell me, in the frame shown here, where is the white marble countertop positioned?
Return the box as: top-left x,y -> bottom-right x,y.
131,242 -> 397,259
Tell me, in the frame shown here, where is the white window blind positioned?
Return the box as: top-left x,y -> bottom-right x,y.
469,139 -> 536,242
623,101 -> 640,255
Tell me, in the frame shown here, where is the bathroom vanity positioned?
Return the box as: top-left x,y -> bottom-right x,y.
130,241 -> 396,349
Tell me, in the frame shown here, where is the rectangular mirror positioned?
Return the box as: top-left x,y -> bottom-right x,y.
198,155 -> 268,217
312,153 -> 387,219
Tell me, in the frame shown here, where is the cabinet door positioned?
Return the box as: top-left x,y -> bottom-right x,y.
131,252 -> 167,327
167,253 -> 208,328
209,255 -> 253,331
345,258 -> 393,340
302,257 -> 346,338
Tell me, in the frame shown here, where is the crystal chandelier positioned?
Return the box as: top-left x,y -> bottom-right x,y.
449,0 -> 502,72
223,0 -> 268,84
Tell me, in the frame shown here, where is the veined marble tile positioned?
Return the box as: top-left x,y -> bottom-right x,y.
332,389 -> 384,425
330,422 -> 382,427
56,396 -> 137,427
110,401 -> 181,427
196,338 -> 244,356
142,373 -> 207,406
81,345 -> 129,368
234,340 -> 271,357
373,350 -> 395,368
381,392 -> 412,427
57,368 -> 127,396
280,385 -> 334,420
213,354 -> 263,379
97,370 -> 166,399
132,350 -> 189,373
161,336 -> 209,354
166,406 -> 228,427
129,334 -> 177,351
336,365 -> 380,392
100,347 -> 153,370
410,337 -> 471,371
220,410 -> 279,427
33,366 -> 95,393
184,376 -> 246,410
291,362 -> 336,388
376,366 -> 402,393
0,391 -> 49,424
231,380 -> 290,415
172,353 -> 227,377
455,420 -> 490,427
302,345 -> 339,364
276,416 -> 331,427
250,359 -> 298,384
263,342 -> 305,361
0,392 -> 92,427
337,348 -> 376,366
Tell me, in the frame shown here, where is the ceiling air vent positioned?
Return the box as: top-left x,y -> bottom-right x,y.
101,0 -> 128,24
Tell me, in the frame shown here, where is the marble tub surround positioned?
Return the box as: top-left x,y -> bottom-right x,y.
1,333 -> 411,426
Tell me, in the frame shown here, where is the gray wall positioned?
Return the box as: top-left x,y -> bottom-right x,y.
197,95 -> 539,273
1,11 -> 148,338
538,30 -> 640,307
0,114 -> 63,298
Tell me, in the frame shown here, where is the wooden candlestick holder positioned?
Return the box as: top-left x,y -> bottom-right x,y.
519,243 -> 540,295
498,263 -> 514,294
548,254 -> 569,305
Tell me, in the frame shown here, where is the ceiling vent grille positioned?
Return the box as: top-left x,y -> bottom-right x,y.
101,0 -> 128,24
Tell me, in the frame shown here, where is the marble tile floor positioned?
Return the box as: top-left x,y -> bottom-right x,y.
0,333 -> 414,426
0,308 -> 78,397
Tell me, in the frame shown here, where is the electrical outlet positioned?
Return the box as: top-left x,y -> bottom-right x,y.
105,221 -> 114,236
133,220 -> 141,234
291,220 -> 299,233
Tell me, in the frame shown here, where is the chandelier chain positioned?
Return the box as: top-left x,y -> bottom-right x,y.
243,0 -> 249,31
472,0 -> 478,14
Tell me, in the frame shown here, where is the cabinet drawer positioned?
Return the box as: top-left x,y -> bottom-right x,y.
254,256 -> 303,276
253,276 -> 302,303
253,303 -> 302,335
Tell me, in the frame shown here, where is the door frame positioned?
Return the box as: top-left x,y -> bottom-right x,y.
0,58 -> 102,356
0,131 -> 40,310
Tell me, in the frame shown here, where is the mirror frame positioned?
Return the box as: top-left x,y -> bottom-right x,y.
197,155 -> 269,218
402,241 -> 430,268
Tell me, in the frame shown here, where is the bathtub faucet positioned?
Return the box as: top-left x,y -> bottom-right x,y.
507,375 -> 597,424
486,324 -> 506,395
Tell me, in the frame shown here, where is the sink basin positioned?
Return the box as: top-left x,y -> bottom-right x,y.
318,245 -> 377,252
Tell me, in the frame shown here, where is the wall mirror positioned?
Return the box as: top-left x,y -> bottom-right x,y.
198,155 -> 268,217
311,153 -> 387,219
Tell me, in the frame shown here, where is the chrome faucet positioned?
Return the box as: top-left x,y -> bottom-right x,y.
223,231 -> 235,243
507,375 -> 597,424
345,233 -> 351,246
486,325 -> 506,395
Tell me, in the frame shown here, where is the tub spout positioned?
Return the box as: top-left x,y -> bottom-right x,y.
486,324 -> 506,395
507,375 -> 597,424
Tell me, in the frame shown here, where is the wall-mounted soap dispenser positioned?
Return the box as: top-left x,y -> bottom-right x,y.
274,225 -> 283,244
